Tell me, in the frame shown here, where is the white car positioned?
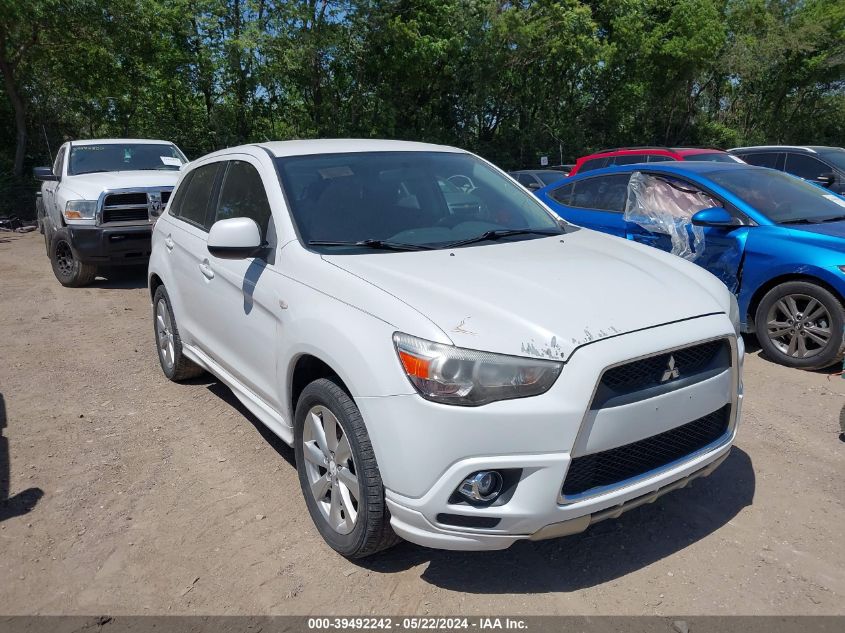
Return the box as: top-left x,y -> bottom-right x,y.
34,138 -> 188,286
148,139 -> 744,558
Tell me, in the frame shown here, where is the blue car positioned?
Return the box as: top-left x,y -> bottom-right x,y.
535,162 -> 845,369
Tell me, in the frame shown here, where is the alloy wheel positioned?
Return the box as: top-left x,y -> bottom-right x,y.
155,299 -> 176,371
766,293 -> 832,359
302,405 -> 360,535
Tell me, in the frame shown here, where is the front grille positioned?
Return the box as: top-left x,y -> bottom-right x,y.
596,339 -> 729,406
102,191 -> 151,224
103,208 -> 149,223
161,191 -> 171,204
104,192 -> 147,206
561,405 -> 730,498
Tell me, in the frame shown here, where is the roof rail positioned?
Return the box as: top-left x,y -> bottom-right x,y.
729,145 -> 816,153
593,146 -> 673,154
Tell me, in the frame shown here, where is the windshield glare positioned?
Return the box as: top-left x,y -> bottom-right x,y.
69,143 -> 186,175
709,168 -> 845,223
276,151 -> 562,251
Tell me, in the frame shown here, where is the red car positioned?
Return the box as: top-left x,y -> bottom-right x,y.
568,146 -> 742,176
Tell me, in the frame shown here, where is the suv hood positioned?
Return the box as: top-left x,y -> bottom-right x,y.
323,229 -> 727,361
62,170 -> 181,200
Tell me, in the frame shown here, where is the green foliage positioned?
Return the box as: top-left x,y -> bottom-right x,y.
1,0 -> 843,217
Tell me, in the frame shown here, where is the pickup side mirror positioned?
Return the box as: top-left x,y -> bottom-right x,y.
815,172 -> 836,188
207,217 -> 263,259
33,166 -> 58,181
691,207 -> 741,227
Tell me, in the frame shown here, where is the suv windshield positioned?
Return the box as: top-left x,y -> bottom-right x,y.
276,151 -> 563,252
709,167 -> 845,223
68,143 -> 186,175
819,150 -> 845,172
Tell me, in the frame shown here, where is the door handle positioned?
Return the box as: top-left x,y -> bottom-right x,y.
199,260 -> 214,280
164,235 -> 174,251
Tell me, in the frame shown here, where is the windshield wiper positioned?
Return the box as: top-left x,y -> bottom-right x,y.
780,215 -> 845,225
308,239 -> 434,252
440,228 -> 563,249
73,169 -> 111,175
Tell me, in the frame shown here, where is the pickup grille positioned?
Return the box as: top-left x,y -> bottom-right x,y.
100,189 -> 172,225
561,405 -> 730,498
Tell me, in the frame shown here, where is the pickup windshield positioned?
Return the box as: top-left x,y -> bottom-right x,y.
276,151 -> 563,252
68,143 -> 186,175
708,167 -> 845,224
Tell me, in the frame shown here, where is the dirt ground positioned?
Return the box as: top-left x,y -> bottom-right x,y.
0,231 -> 843,616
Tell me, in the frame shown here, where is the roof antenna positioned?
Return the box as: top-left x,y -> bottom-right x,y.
42,124 -> 53,164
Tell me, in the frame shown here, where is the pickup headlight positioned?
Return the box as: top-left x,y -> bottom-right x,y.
393,332 -> 563,406
63,200 -> 97,221
728,293 -> 741,337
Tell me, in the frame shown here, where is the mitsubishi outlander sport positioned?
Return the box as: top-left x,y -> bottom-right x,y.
147,139 -> 744,558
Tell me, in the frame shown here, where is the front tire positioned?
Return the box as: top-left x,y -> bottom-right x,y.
754,281 -> 845,370
294,378 -> 399,558
152,285 -> 205,381
49,229 -> 97,287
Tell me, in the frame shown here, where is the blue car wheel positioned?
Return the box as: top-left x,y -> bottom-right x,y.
755,281 -> 845,370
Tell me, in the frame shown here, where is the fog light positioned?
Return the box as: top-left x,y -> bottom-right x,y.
458,470 -> 503,502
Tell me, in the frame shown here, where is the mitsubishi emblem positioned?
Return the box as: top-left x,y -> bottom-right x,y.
661,355 -> 680,382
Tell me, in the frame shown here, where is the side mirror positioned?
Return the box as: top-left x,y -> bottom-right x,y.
691,207 -> 740,227
527,182 -> 541,191
33,166 -> 57,181
207,217 -> 263,259
816,172 -> 836,188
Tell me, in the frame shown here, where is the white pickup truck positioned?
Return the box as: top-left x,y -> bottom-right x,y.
35,138 -> 188,286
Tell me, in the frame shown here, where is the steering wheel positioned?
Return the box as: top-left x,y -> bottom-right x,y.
447,174 -> 476,193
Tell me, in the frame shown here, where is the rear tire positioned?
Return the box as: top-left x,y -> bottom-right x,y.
152,285 -> 205,381
49,229 -> 97,287
754,281 -> 845,370
294,378 -> 399,558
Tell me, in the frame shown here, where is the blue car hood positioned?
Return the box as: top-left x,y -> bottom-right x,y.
785,220 -> 845,240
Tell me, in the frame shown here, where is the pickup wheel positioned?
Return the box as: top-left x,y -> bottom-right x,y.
294,378 -> 400,558
754,281 -> 845,370
152,286 -> 205,381
49,229 -> 97,287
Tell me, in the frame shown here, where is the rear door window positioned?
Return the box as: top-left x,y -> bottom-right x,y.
549,182 -> 574,205
516,173 -> 536,187
740,152 -> 781,170
174,163 -> 220,230
647,154 -> 674,163
784,153 -> 831,182
578,157 -> 609,173
569,174 -> 631,212
612,154 -> 650,166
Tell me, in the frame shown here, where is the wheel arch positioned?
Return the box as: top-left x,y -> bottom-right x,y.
149,273 -> 164,301
288,353 -> 352,421
746,272 -> 845,330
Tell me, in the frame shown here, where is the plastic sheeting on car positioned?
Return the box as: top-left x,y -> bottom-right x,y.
624,171 -> 717,261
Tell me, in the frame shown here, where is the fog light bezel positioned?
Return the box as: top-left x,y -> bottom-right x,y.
458,470 -> 504,502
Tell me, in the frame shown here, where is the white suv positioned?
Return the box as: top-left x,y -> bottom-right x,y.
148,139 -> 744,558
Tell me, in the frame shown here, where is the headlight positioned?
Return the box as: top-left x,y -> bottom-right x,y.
728,293 -> 741,337
393,332 -> 563,406
63,200 -> 97,221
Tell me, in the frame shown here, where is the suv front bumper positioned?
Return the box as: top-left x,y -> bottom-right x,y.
68,225 -> 152,265
357,315 -> 744,551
